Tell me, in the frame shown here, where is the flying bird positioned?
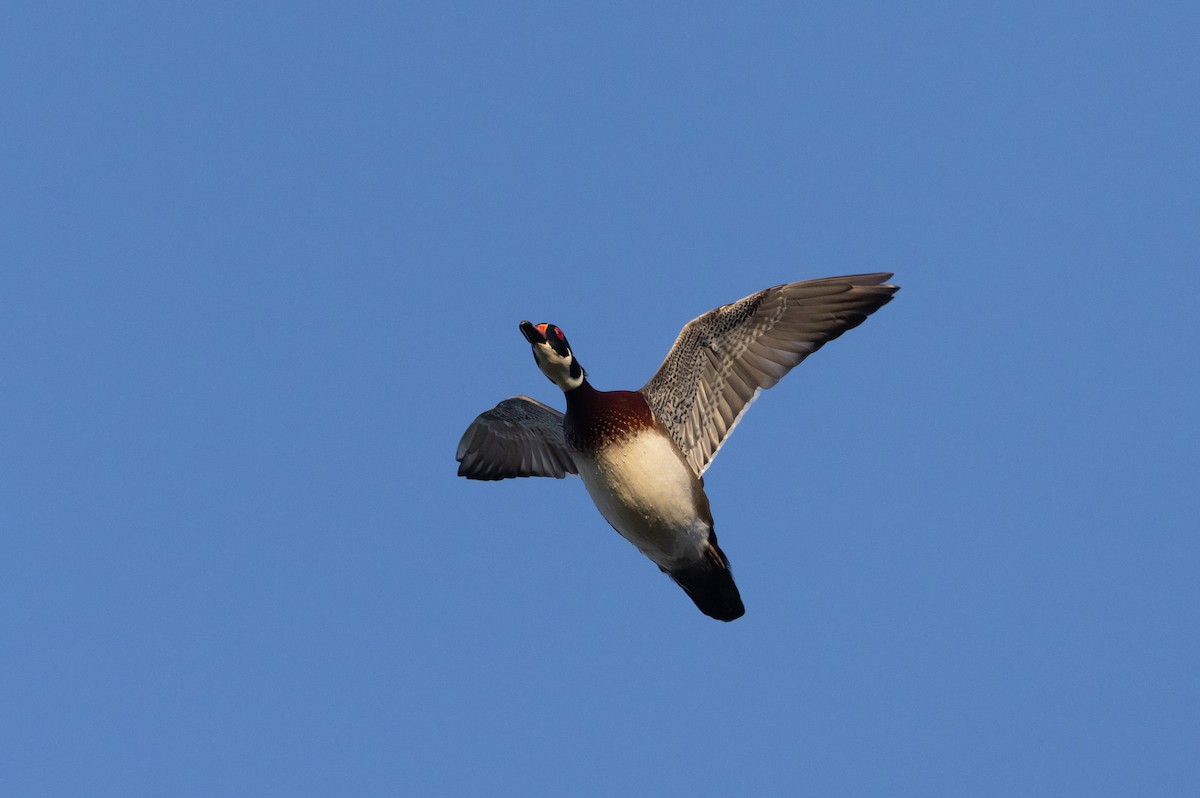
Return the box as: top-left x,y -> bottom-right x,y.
456,273 -> 899,621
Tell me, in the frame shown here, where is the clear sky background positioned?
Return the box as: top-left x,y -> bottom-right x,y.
2,2 -> 1197,796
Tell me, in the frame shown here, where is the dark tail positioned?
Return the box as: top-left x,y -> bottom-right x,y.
664,540 -> 745,622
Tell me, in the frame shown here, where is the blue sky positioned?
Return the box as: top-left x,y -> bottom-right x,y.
2,2 -> 1197,795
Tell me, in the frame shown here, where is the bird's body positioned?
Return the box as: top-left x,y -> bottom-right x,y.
571,426 -> 708,570
456,273 -> 899,621
562,382 -> 742,618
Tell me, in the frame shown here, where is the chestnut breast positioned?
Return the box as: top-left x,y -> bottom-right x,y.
564,386 -> 657,454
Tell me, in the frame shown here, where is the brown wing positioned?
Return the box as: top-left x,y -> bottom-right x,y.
455,396 -> 578,480
640,273 -> 898,477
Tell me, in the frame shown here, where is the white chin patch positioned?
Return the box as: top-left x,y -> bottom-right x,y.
535,347 -> 582,391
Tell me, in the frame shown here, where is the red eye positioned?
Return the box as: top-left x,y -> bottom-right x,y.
555,328 -> 565,340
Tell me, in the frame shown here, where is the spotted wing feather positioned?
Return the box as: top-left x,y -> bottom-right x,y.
456,396 -> 578,480
640,273 -> 899,477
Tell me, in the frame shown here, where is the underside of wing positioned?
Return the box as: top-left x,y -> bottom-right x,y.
455,395 -> 578,480
640,273 -> 899,477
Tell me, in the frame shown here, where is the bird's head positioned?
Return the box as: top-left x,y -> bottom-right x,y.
520,320 -> 585,392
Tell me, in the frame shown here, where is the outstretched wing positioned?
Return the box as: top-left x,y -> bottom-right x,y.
640,273 -> 899,477
456,396 -> 578,480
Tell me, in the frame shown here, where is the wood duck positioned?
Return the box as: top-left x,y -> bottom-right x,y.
456,273 -> 898,621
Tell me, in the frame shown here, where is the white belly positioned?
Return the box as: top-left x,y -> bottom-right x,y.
572,431 -> 711,569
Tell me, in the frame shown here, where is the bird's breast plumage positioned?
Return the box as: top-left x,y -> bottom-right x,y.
563,386 -> 656,453
563,384 -> 711,569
